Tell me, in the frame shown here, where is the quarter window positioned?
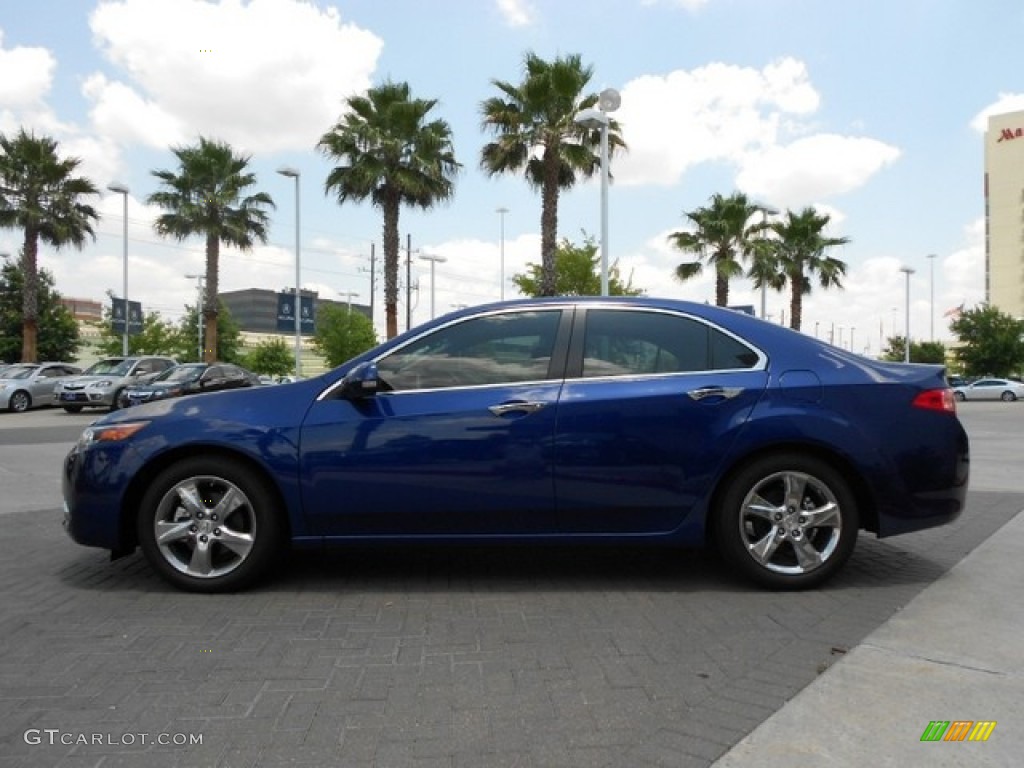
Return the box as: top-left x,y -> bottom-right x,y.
376,311 -> 562,391
581,310 -> 758,378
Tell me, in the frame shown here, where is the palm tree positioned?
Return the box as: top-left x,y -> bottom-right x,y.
318,81 -> 459,339
0,129 -> 98,362
669,192 -> 772,307
769,207 -> 850,331
148,137 -> 274,362
480,52 -> 625,297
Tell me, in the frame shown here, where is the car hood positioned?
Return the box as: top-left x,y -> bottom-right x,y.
62,374 -> 125,384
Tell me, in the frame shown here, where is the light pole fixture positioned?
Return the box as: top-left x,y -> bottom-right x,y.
419,253 -> 447,319
575,88 -> 620,296
107,182 -> 130,355
339,290 -> 359,313
496,206 -> 509,301
899,266 -> 915,363
927,253 -> 937,341
277,166 -> 301,376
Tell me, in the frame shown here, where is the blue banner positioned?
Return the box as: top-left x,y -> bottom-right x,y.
111,298 -> 143,335
276,293 -> 315,334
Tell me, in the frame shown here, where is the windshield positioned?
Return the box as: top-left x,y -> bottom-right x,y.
158,365 -> 204,383
84,359 -> 131,376
3,365 -> 37,380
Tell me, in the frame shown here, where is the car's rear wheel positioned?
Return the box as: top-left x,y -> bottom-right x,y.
9,390 -> 31,412
62,405 -> 83,413
714,453 -> 859,589
137,456 -> 285,592
1001,391 -> 1016,402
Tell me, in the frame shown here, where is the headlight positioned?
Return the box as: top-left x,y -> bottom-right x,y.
92,380 -> 113,388
77,421 -> 150,448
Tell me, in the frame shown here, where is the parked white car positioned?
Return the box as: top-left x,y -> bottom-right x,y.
952,378 -> 1024,402
0,362 -> 82,412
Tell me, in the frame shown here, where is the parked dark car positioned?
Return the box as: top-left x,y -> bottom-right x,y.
117,362 -> 259,408
63,298 -> 969,593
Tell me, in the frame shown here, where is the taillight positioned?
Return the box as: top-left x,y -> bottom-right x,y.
912,388 -> 957,413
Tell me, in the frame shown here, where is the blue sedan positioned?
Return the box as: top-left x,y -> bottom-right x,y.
63,298 -> 969,592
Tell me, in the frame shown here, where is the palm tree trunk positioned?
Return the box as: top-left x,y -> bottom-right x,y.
789,272 -> 804,331
715,270 -> 729,307
20,229 -> 39,362
382,196 -> 401,339
204,233 -> 219,363
539,149 -> 560,297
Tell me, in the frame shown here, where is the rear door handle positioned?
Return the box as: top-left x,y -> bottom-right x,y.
687,386 -> 743,401
488,401 -> 547,417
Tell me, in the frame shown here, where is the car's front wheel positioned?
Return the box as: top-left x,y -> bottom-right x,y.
953,391 -> 966,402
713,453 -> 859,589
137,456 -> 285,592
8,390 -> 31,412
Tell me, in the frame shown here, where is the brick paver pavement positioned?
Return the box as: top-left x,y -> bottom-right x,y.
0,490 -> 1019,767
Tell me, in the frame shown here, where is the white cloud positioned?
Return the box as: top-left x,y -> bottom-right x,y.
970,93 -> 1024,133
496,0 -> 536,27
736,134 -> 900,208
86,0 -> 383,153
83,74 -> 187,149
614,58 -> 820,186
640,0 -> 711,11
0,31 -> 54,106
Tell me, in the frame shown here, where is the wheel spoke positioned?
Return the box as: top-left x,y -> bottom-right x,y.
216,525 -> 254,559
175,482 -> 206,516
156,519 -> 193,545
792,536 -> 823,571
783,473 -> 809,509
747,529 -> 783,565
803,501 -> 840,529
744,493 -> 778,521
212,486 -> 245,520
187,538 -> 214,576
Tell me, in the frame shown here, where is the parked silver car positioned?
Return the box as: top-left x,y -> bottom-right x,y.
0,362 -> 82,412
53,356 -> 177,411
952,377 -> 1024,402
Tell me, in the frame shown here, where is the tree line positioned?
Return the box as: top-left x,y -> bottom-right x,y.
5,48 -> 991,373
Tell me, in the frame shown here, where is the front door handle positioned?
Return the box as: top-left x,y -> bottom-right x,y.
488,401 -> 547,417
687,386 -> 743,401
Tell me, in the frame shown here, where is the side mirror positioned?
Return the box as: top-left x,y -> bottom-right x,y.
339,362 -> 383,399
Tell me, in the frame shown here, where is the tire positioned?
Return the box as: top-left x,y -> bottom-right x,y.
1001,391 -> 1016,402
62,405 -> 84,413
137,456 -> 285,592
713,452 -> 859,589
109,389 -> 124,411
953,391 -> 966,402
9,390 -> 31,413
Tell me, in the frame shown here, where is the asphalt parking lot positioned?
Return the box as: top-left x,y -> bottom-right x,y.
0,404 -> 1021,767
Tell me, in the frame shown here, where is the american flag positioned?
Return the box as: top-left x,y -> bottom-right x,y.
943,302 -> 965,318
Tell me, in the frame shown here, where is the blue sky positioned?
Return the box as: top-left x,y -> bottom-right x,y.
2,0 -> 1023,347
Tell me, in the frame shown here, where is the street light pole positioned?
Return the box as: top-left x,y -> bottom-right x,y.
927,253 -> 936,341
107,183 -> 129,355
185,273 -> 205,360
496,207 -> 509,301
419,254 -> 447,319
575,90 -> 619,297
339,290 -> 359,314
899,266 -> 915,363
277,167 -> 301,376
